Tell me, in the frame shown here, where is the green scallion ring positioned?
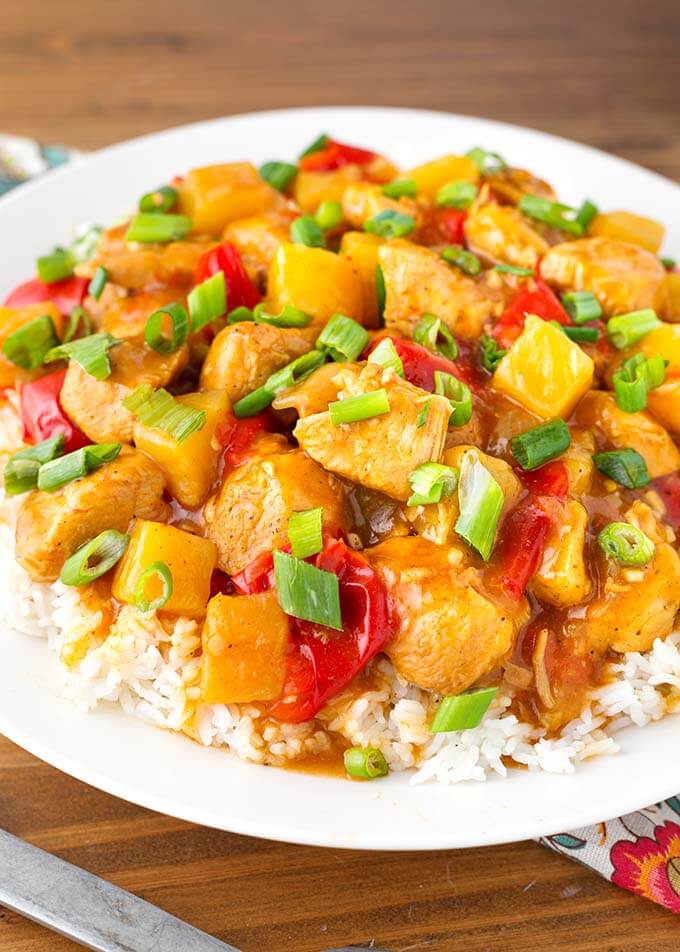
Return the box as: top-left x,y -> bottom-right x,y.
259,161 -> 297,192
510,419 -> 571,471
598,521 -> 655,567
290,216 -> 326,248
145,303 -> 190,354
138,185 -> 178,214
343,746 -> 390,780
135,561 -> 174,612
60,530 -> 130,586
87,265 -> 109,301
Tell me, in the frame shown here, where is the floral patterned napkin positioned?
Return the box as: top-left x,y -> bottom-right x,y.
2,131 -> 679,915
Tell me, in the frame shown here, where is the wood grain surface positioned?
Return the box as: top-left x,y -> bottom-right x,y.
1,0 -> 679,949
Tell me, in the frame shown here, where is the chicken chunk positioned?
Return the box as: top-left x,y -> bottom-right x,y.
204,446 -> 345,574
378,240 -> 503,340
464,199 -> 549,269
83,232 -> 211,291
15,448 -> 169,582
294,364 -> 450,501
222,210 -> 293,284
368,536 -> 529,695
531,500 -> 591,609
199,322 -> 315,403
540,237 -> 665,316
101,288 -> 186,341
341,181 -> 421,230
272,361 -> 347,418
484,167 -> 556,205
59,341 -> 189,444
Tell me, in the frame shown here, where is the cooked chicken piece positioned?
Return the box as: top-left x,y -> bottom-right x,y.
272,361 -> 348,417
341,181 -> 421,230
368,536 -> 529,695
59,341 -> 189,444
574,390 -> 680,479
15,447 -> 169,582
484,167 -> 556,205
81,230 -> 212,290
378,240 -> 503,340
531,500 -> 591,608
101,288 -> 186,341
204,443 -> 345,574
464,198 -> 549,269
562,428 -> 597,495
540,237 -> 665,316
294,364 -> 450,501
199,322 -> 315,403
222,210 -> 294,284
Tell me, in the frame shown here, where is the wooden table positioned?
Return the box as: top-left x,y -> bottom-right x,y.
1,1 -> 679,949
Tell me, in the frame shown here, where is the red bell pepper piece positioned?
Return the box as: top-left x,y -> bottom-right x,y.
517,460 -> 569,499
492,279 -> 570,349
194,241 -> 261,310
216,410 -> 273,468
299,139 -> 376,173
652,472 -> 680,532
365,336 -> 483,394
492,500 -> 552,601
20,370 -> 90,452
4,276 -> 89,316
436,208 -> 467,244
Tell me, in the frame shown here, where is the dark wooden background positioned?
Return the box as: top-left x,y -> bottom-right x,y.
1,0 -> 679,949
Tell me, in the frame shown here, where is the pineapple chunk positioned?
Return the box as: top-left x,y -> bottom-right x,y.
646,379 -> 680,435
638,322 -> 680,374
268,242 -> 363,325
341,181 -> 419,230
532,499 -> 591,608
178,162 -> 280,235
112,520 -> 217,618
222,211 -> 291,281
492,315 -> 594,419
133,391 -> 230,509
200,592 -> 289,704
293,166 -> 362,214
588,211 -> 664,254
0,302 -> 63,388
339,231 -> 384,327
406,154 -> 479,199
655,273 -> 680,323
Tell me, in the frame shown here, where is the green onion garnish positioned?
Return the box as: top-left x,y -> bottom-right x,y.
381,178 -> 417,199
87,265 -> 108,301
145,302 -> 190,354
433,371 -> 473,427
37,443 -> 121,492
598,521 -> 655,567
407,461 -> 459,507
125,213 -> 192,244
493,264 -> 535,277
479,334 -> 507,373
593,448 -> 650,489
413,314 -> 458,361
562,290 -> 602,324
518,194 -> 586,237
135,561 -> 173,612
298,133 -> 330,159
315,313 -> 369,362
315,200 -> 343,231
441,245 -> 481,276
375,265 -> 386,324
3,314 -> 60,370
436,180 -> 478,209
253,303 -> 312,328
259,161 -> 297,192
138,185 -> 178,214
273,549 -> 342,630
234,351 -> 326,418
290,216 -> 326,248
367,338 -> 404,376
45,332 -> 121,381
364,209 -> 415,240
429,687 -> 499,733
3,435 -> 65,495
416,400 -> 431,429
613,353 -> 667,413
343,746 -> 389,780
562,325 -> 600,343
227,306 -> 254,324
465,147 -> 507,173
455,449 -> 504,560
188,271 -> 226,332
63,306 -> 92,343
123,385 -> 206,442
288,508 -> 324,559
60,529 -> 130,586
328,389 -> 390,426
575,199 -> 598,232
607,309 -> 661,350
660,256 -> 677,270
37,250 -> 74,284
510,419 -> 571,471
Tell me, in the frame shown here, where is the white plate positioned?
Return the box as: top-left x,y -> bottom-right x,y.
0,107 -> 679,851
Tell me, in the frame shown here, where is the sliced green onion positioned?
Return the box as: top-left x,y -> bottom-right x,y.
290,216 -> 325,248
125,213 -> 192,244
3,314 -> 60,370
575,199 -> 598,232
123,385 -> 206,441
259,161 -> 297,192
135,561 -> 173,612
253,303 -> 312,328
316,313 -> 369,362
510,419 -> 571,471
660,256 -> 677,271
607,309 -> 661,350
562,290 -> 602,324
364,209 -> 415,240
441,245 -> 481,276
465,147 -> 507,174
407,462 -> 459,507
37,250 -> 74,284
63,306 -> 92,343
139,185 -> 178,214
367,338 -> 404,376
562,325 -> 600,343
233,351 -> 326,418
329,389 -> 390,426
4,435 -> 65,495
227,306 -> 254,324
375,265 -> 386,324
145,302 -> 190,354
60,529 -> 130,586
273,550 -> 342,629
593,448 -> 650,489
613,353 -> 667,413
381,178 -> 417,199
455,449 -> 504,560
416,400 -> 431,429
37,443 -> 121,492
436,180 -> 478,209
288,508 -> 323,559
429,687 -> 499,733
315,200 -> 342,231
87,265 -> 108,301
45,332 -> 121,380
188,271 -> 226,334
493,264 -> 535,277
413,314 -> 458,361
70,225 -> 103,264
479,334 -> 507,373
298,133 -> 329,159
231,385 -> 275,418
343,746 -> 389,779
434,371 -> 473,427
598,521 -> 655,567
518,194 -> 585,237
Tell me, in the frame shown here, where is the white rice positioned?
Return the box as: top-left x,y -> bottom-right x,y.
0,395 -> 678,784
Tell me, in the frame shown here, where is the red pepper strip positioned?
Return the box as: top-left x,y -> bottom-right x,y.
652,472 -> 680,532
491,500 -> 552,601
231,551 -> 275,596
4,276 -> 89,316
20,369 -> 90,452
194,241 -> 261,310
492,279 -> 570,349
436,208 -> 467,245
216,409 -> 273,468
516,460 -> 569,499
364,336 -> 466,391
299,139 -> 376,172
